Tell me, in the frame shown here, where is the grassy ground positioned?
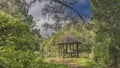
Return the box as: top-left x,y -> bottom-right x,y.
38,62 -> 69,68
43,57 -> 105,68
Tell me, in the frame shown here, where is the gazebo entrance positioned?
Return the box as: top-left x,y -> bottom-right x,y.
57,35 -> 80,58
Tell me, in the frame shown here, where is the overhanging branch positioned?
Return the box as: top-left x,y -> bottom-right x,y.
52,0 -> 85,23
23,0 -> 85,23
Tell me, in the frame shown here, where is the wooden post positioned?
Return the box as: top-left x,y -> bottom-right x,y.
68,44 -> 70,57
73,44 -> 75,57
71,43 -> 73,58
58,45 -> 61,56
66,44 -> 68,57
61,45 -> 63,57
63,44 -> 65,57
76,43 -> 79,57
59,45 -> 61,56
70,44 -> 72,58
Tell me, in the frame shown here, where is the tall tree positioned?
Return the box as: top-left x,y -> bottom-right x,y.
91,0 -> 120,68
0,0 -> 34,26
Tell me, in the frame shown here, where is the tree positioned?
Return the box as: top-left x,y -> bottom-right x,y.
91,0 -> 120,68
0,11 -> 40,50
0,0 -> 34,26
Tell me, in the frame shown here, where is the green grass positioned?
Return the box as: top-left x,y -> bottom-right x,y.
38,61 -> 69,68
72,58 -> 105,68
44,57 -> 105,68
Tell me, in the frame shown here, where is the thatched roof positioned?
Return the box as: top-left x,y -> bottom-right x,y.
57,35 -> 80,45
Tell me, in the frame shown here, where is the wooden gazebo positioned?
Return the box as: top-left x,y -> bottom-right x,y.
57,35 -> 80,58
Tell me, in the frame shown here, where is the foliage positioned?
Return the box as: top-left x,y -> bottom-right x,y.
91,0 -> 120,68
0,11 -> 40,50
0,11 -> 69,68
0,0 -> 24,18
72,58 -> 105,68
0,0 -> 120,68
0,46 -> 68,68
0,0 -> 34,26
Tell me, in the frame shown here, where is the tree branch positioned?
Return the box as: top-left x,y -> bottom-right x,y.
52,0 -> 85,23
23,0 -> 37,14
23,0 -> 85,23
23,0 -> 36,7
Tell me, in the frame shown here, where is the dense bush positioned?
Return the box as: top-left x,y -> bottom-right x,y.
0,11 -> 40,50
0,46 -> 68,68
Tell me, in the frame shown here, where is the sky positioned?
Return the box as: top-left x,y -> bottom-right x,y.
65,0 -> 92,23
28,0 -> 92,37
28,1 -> 55,37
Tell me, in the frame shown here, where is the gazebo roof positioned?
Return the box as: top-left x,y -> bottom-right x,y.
57,35 -> 80,45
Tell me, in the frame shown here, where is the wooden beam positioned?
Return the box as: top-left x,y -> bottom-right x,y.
73,44 -> 75,57
70,44 -> 72,58
66,44 -> 68,57
76,43 -> 79,57
58,45 -> 61,56
63,44 -> 65,57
